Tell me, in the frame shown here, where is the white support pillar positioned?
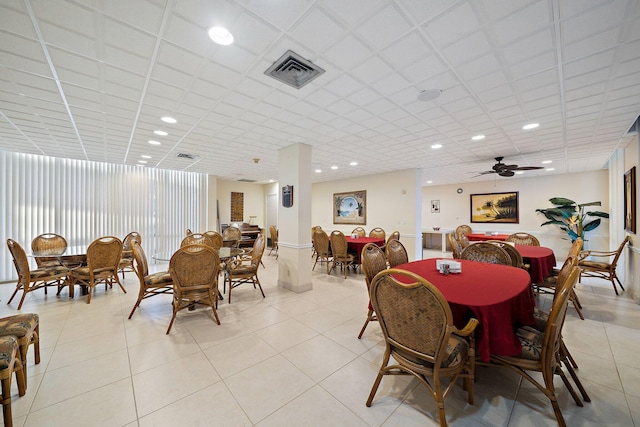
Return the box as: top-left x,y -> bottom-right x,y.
277,143 -> 313,292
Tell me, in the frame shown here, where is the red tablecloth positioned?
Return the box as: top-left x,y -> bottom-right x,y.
516,245 -> 556,283
394,258 -> 535,362
466,233 -> 510,241
345,236 -> 385,263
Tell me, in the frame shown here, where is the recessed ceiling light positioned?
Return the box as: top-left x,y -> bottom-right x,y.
141,155 -> 151,159
350,161 -> 358,166
148,140 -> 161,145
136,164 -> 145,167
545,168 -> 555,171
268,179 -> 275,183
153,130 -> 168,136
417,89 -> 442,102
138,160 -> 147,164
331,165 -> 338,170
161,116 -> 177,124
315,169 -> 322,173
541,160 -> 552,164
208,26 -> 234,45
427,180 -> 433,184
471,135 -> 485,141
522,123 -> 539,130
515,171 -> 524,174
431,144 -> 442,149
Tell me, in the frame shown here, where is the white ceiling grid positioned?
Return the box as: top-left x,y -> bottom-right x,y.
0,0 -> 638,184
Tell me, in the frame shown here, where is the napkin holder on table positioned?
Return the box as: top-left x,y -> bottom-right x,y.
436,259 -> 462,274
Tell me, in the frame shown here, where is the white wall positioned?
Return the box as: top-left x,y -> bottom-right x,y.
216,179 -> 267,227
312,169 -> 420,260
422,170 -> 610,259
623,134 -> 639,302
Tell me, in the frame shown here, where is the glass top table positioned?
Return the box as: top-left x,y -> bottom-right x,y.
152,247 -> 245,262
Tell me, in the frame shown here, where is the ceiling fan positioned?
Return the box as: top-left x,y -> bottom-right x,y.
474,157 -> 544,177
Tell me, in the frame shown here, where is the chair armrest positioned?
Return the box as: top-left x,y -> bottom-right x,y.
454,318 -> 479,337
580,249 -> 616,259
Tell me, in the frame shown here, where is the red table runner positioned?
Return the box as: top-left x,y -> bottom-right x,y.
394,258 -> 535,362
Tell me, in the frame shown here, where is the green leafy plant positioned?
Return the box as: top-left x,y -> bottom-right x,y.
536,197 -> 609,241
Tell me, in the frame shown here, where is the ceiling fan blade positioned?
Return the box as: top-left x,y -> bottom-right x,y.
499,170 -> 515,177
514,166 -> 544,171
503,164 -> 519,170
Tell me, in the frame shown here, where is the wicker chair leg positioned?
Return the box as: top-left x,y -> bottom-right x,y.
357,309 -> 373,339
1,376 -> 12,427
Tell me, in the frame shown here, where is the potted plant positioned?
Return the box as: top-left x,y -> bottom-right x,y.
536,197 -> 609,242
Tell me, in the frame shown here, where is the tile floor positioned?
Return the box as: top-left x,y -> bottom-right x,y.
1,248 -> 639,426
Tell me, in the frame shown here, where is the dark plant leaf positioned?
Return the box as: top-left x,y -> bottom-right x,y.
583,219 -> 602,232
549,197 -> 576,206
586,211 -> 609,218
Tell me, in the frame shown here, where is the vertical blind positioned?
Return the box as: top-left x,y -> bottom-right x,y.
0,151 -> 208,282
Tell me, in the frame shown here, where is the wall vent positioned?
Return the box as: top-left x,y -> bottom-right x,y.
176,153 -> 198,160
265,50 -> 325,89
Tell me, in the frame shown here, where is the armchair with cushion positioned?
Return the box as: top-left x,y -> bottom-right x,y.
69,236 -> 125,304
167,245 -> 221,334
7,239 -> 69,309
329,231 -> 355,278
30,233 -> 67,268
506,232 -> 540,246
181,233 -> 213,248
118,231 -> 141,279
460,242 -> 512,266
366,269 -> 478,426
203,231 -> 224,249
578,236 -> 629,295
0,335 -> 26,427
128,241 -> 173,319
224,233 -> 266,303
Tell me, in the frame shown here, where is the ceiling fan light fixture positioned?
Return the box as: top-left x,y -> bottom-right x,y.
418,89 -> 442,102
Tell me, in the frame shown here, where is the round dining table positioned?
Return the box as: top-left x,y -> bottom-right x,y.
466,233 -> 510,241
394,258 -> 535,362
516,245 -> 556,283
344,236 -> 385,263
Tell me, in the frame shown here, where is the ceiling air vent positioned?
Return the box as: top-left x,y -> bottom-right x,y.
176,153 -> 198,160
237,179 -> 257,183
265,50 -> 325,89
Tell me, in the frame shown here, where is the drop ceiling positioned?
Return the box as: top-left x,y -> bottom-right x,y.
1,0 -> 639,185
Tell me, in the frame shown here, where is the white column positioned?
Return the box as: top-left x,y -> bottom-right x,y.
277,143 -> 313,292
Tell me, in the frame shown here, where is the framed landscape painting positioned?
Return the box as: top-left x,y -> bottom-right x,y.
470,192 -> 519,224
333,190 -> 366,225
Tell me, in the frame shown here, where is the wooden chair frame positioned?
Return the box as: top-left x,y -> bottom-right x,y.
128,241 -> 173,319
578,236 -> 629,295
358,243 -> 387,339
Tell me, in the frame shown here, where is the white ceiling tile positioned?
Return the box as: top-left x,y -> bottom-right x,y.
356,4 -> 413,49
323,35 -> 372,70
289,7 -> 345,53
492,0 -> 550,46
380,31 -> 433,69
351,56 -> 394,84
422,2 -> 479,48
442,31 -> 492,65
561,0 -> 627,44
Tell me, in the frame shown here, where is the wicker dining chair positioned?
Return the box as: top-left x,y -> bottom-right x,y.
458,233 -> 470,249
455,225 -> 472,241
386,230 -> 400,243
488,266 -> 582,427
311,226 -> 322,258
358,243 -> 387,339
486,241 -> 525,269
0,335 -> 26,427
128,241 -> 173,319
69,236 -> 125,304
506,232 -> 540,246
460,242 -> 512,266
30,233 -> 67,268
312,229 -> 332,273
203,231 -> 224,250
329,231 -> 355,278
118,231 -> 141,279
268,225 -> 278,257
578,236 -> 629,295
385,239 -> 408,268
447,234 -> 463,259
351,227 -> 366,237
224,232 -> 266,303
222,226 -> 243,248
366,269 -> 478,426
167,245 -> 221,334
369,227 -> 385,239
181,233 -> 214,248
7,239 -> 69,309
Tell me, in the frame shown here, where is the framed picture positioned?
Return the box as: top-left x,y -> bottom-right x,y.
624,167 -> 636,233
431,200 -> 440,213
470,192 -> 519,224
333,190 -> 366,224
